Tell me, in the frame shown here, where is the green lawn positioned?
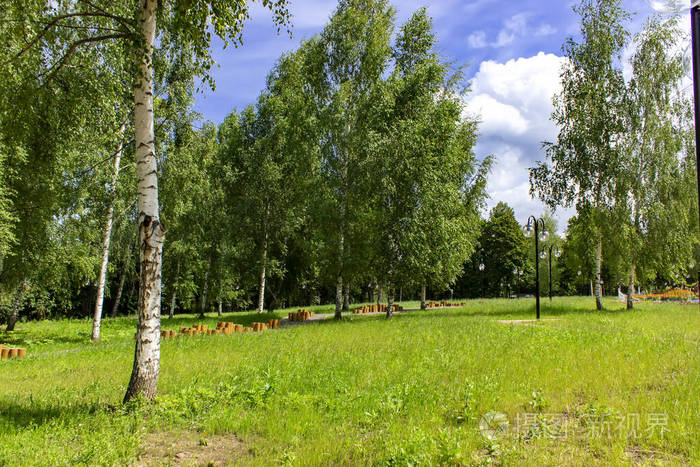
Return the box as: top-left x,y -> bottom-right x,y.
1,297 -> 698,465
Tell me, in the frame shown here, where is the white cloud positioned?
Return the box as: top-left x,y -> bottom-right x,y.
468,31 -> 488,49
467,12 -> 557,49
534,24 -> 556,37
469,95 -> 528,136
465,52 -> 571,225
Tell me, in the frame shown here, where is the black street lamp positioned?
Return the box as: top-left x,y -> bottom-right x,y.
478,262 -> 485,298
523,216 -> 549,319
540,245 -> 561,302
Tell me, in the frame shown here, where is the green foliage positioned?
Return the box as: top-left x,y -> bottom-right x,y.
478,202 -> 530,297
616,16 -> 698,286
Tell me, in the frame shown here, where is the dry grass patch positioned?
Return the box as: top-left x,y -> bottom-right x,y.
136,430 -> 250,466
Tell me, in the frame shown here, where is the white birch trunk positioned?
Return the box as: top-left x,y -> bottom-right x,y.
200,254 -> 211,318
0,256 -> 4,310
334,220 -> 345,320
386,287 -> 394,319
124,0 -> 164,403
257,230 -> 268,315
594,235 -> 603,310
218,300 -> 222,317
6,284 -> 22,332
420,284 -> 426,310
169,260 -> 180,319
626,263 -> 635,311
257,205 -> 270,314
343,282 -> 350,311
92,123 -> 126,342
111,265 -> 127,318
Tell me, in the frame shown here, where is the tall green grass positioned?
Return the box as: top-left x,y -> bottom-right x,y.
0,297 -> 697,465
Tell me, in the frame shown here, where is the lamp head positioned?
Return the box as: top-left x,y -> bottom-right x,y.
523,223 -> 534,238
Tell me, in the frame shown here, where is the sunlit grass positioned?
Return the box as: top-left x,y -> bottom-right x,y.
0,297 -> 697,465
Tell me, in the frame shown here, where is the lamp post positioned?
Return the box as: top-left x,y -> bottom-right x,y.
523,216 -> 549,319
577,270 -> 582,296
644,0 -> 700,313
479,262 -> 485,298
541,245 -> 561,302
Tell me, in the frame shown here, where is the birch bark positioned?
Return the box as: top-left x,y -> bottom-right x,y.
124,0 -> 165,403
110,264 -> 127,318
199,253 -> 211,318
626,263 -> 635,310
257,205 -> 269,314
92,123 -> 126,341
343,283 -> 350,311
594,235 -> 603,310
6,285 -> 22,332
169,261 -> 180,319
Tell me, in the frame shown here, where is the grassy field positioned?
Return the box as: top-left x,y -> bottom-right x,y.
0,297 -> 698,466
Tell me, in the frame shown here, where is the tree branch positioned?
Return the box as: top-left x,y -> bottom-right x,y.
42,33 -> 129,84
14,12 -> 134,61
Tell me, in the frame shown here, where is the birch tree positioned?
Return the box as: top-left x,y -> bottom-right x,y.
530,0 -> 629,310
370,9 -> 489,317
619,17 -> 697,309
304,0 -> 395,319
8,0 -> 291,402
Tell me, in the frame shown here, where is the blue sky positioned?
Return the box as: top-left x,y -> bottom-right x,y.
193,0 -> 668,230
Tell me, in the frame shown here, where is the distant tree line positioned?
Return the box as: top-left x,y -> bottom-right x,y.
0,2 -> 491,333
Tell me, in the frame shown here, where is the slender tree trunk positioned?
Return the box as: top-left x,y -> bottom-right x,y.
92,124 -> 126,342
378,285 -> 384,305
594,235 -> 603,310
386,287 -> 394,319
368,284 -> 374,303
124,0 -> 164,403
257,227 -> 268,315
218,300 -> 222,317
627,263 -> 635,311
257,205 -> 270,314
0,256 -> 4,312
343,283 -> 350,311
334,216 -> 345,320
420,284 -> 426,310
111,265 -> 127,318
169,261 -> 180,319
199,253 -> 211,319
6,285 -> 22,332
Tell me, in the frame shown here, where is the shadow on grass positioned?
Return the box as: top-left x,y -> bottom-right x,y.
0,397 -> 116,431
0,329 -> 87,348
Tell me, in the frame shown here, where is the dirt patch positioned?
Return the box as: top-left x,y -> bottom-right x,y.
136,430 -> 250,466
495,319 -> 560,326
624,446 -> 686,465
